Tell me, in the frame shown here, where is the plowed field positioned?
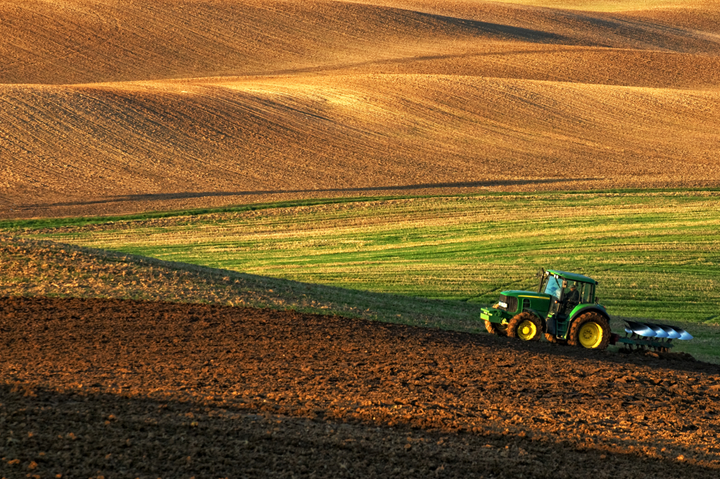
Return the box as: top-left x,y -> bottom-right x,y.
2,0 -> 720,218
2,296 -> 719,477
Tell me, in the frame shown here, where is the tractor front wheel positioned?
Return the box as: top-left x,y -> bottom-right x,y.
568,312 -> 610,350
485,320 -> 508,336
508,312 -> 543,341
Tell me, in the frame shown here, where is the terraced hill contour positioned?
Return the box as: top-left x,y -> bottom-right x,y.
2,0 -> 719,218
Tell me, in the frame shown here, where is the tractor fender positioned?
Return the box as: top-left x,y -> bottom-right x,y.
569,305 -> 610,324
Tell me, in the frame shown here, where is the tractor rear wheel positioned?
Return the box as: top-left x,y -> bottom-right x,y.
485,320 -> 508,336
508,312 -> 543,341
568,312 -> 610,349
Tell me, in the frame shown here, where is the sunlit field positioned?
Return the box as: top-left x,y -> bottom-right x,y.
3,0 -> 720,219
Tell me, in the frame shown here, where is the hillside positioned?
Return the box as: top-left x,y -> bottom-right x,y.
2,0 -> 720,218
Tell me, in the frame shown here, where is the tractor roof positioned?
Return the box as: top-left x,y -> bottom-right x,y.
547,269 -> 597,285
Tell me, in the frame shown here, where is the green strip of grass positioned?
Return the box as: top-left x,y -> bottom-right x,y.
4,186 -> 719,231
18,190 -> 720,327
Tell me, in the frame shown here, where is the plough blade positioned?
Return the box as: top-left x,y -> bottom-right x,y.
616,320 -> 693,352
671,326 -> 693,341
624,321 -> 692,340
649,324 -> 669,338
625,321 -> 656,338
659,325 -> 681,339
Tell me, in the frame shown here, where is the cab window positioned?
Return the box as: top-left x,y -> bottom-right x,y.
580,283 -> 594,303
544,275 -> 563,299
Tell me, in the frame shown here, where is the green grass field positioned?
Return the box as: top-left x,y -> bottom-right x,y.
6,189 -> 720,361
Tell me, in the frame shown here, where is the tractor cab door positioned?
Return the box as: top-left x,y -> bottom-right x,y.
544,275 -> 566,336
544,275 -> 565,314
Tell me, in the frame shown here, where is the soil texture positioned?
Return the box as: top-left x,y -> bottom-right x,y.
1,296 -> 719,477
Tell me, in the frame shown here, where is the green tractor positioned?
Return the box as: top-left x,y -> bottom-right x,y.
481,269 -> 612,349
481,268 -> 694,352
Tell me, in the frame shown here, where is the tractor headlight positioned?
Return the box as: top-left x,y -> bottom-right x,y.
498,301 -> 508,309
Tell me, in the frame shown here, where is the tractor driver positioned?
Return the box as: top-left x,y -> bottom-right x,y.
564,284 -> 580,314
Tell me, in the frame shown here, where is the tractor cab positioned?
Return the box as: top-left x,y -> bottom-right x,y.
539,270 -> 598,339
540,270 -> 596,313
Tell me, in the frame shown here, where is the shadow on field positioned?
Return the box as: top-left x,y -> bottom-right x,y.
1,384 -> 716,479
418,12 -> 569,43
27,178 -> 596,209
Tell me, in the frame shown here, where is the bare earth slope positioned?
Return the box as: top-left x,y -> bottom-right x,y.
2,0 -> 720,218
2,297 -> 719,477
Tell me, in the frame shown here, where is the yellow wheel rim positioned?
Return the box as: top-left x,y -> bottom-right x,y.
517,320 -> 537,341
579,322 -> 603,348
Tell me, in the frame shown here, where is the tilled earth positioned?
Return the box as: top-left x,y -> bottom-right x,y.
1,297 -> 719,478
5,1 -> 720,220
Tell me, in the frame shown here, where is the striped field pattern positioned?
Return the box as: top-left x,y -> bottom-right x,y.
27,190 -> 720,325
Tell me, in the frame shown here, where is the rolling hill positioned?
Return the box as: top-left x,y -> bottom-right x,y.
2,0 -> 719,218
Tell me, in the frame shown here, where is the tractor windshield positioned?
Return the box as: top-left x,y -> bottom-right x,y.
544,275 -> 563,299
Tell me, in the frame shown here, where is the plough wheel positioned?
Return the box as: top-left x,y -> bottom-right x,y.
485,320 -> 508,336
568,312 -> 610,350
508,312 -> 543,341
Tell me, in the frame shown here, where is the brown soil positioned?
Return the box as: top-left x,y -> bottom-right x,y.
2,0 -> 720,219
2,296 -> 719,477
